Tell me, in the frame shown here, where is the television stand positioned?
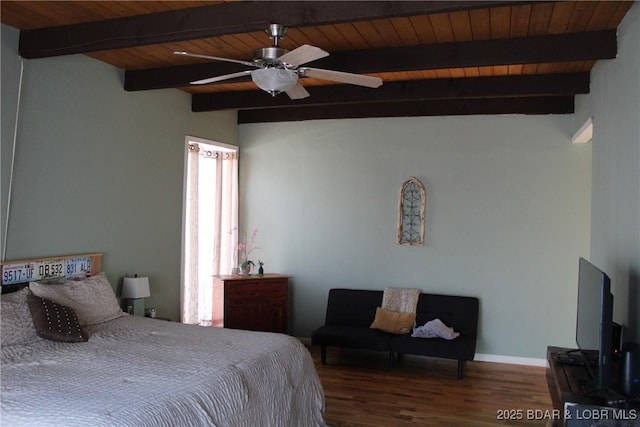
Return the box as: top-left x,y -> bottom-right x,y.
547,346 -> 640,426
555,351 -> 585,366
555,350 -> 598,368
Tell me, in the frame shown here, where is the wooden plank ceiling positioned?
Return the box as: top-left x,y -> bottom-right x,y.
0,1 -> 634,123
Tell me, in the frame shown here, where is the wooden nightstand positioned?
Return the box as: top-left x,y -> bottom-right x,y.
213,274 -> 289,333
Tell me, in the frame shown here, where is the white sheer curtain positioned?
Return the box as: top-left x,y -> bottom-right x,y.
181,141 -> 238,325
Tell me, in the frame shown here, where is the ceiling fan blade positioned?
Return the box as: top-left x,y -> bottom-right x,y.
190,70 -> 253,85
278,44 -> 329,67
301,68 -> 383,88
285,83 -> 310,100
174,51 -> 258,68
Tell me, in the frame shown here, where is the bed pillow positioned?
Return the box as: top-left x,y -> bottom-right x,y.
370,307 -> 416,334
29,272 -> 123,326
1,287 -> 40,346
27,293 -> 88,343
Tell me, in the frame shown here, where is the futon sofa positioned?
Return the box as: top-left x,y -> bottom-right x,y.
311,288 -> 479,379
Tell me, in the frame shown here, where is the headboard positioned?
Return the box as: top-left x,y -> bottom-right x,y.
1,253 -> 102,293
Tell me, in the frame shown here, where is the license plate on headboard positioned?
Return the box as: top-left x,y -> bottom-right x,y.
65,257 -> 91,278
38,259 -> 65,281
2,262 -> 36,285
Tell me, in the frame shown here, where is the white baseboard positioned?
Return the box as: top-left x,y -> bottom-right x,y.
474,353 -> 547,367
298,337 -> 547,367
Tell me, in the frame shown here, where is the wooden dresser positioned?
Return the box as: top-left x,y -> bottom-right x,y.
212,274 -> 289,333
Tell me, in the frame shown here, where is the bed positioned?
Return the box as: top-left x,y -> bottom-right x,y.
1,253 -> 326,426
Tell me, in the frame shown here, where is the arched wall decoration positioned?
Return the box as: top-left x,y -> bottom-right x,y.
397,177 -> 426,246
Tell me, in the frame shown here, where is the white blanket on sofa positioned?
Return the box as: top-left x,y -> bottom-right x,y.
412,318 -> 460,340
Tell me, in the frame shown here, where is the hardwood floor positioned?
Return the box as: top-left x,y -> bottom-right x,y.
307,345 -> 553,427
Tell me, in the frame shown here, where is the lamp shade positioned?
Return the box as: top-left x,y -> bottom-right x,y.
121,276 -> 150,299
251,68 -> 298,93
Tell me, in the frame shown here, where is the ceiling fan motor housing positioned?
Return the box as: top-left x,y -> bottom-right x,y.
254,47 -> 289,67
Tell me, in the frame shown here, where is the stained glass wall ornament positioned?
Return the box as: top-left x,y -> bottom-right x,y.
397,177 -> 426,246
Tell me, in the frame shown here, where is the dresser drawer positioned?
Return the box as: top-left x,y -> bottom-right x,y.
225,281 -> 287,301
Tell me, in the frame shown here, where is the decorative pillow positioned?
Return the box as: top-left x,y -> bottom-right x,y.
370,306 -> 416,334
27,294 -> 88,343
29,272 -> 123,326
0,287 -> 40,346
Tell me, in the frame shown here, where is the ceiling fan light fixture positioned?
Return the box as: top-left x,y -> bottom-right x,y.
251,68 -> 298,96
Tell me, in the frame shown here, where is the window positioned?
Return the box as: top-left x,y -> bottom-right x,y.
181,136 -> 238,325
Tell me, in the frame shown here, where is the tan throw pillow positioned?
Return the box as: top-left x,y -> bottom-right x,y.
370,307 -> 416,334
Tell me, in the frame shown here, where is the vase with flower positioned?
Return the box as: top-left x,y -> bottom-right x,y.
240,260 -> 254,275
236,229 -> 259,275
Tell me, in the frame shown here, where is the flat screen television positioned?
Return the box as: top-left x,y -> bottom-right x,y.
576,257 -> 614,392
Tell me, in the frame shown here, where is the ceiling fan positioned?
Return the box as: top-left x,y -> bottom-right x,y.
174,23 -> 383,99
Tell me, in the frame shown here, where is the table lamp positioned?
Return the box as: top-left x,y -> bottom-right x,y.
121,275 -> 150,316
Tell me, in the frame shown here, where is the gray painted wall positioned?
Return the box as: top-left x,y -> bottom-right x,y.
1,24 -> 238,321
576,3 -> 640,344
239,115 -> 590,359
1,25 -> 20,262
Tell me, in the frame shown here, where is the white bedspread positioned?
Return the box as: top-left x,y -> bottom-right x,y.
1,316 -> 326,426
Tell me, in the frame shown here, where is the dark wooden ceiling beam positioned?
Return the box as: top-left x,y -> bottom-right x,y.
124,30 -> 615,91
192,73 -> 590,111
237,96 -> 575,123
18,1 -> 521,58
320,30 -> 616,72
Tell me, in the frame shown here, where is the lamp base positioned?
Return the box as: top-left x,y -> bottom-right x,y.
122,298 -> 145,316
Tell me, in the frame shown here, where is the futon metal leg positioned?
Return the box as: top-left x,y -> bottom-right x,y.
321,345 -> 327,365
457,360 -> 464,379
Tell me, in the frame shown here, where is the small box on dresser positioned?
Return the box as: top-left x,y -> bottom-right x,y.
212,274 -> 289,333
